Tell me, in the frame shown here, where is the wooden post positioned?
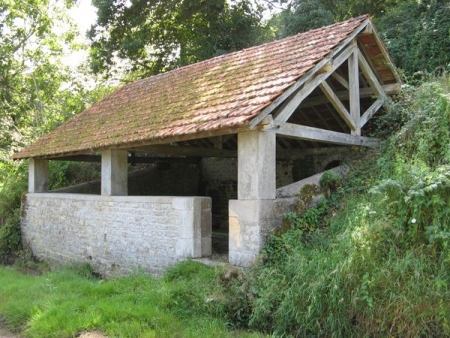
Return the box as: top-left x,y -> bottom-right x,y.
349,43 -> 361,135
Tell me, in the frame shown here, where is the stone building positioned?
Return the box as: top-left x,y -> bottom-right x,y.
13,15 -> 401,276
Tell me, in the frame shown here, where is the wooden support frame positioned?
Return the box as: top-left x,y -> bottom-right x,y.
357,49 -> 390,128
331,71 -> 349,89
300,83 -> 398,108
275,122 -> 378,148
273,43 -> 357,123
249,18 -> 371,128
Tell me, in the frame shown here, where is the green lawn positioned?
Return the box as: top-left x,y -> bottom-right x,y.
0,262 -> 262,338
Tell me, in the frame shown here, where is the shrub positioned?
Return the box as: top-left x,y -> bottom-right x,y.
0,161 -> 27,264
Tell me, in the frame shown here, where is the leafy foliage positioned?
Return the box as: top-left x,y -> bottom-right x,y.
376,0 -> 450,77
0,162 -> 27,264
88,0 -> 266,79
0,0 -> 111,264
0,0 -> 99,155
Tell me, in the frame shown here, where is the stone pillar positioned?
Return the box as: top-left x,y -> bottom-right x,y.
28,158 -> 49,193
237,130 -> 276,200
229,130 -> 276,267
101,150 -> 128,196
175,197 -> 212,258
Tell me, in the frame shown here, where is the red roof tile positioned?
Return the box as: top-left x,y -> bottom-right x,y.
14,15 -> 372,159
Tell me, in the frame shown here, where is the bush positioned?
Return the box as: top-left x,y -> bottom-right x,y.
0,160 -> 27,264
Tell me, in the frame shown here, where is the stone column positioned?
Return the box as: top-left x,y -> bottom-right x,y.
229,130 -> 276,267
28,158 -> 49,193
101,150 -> 128,196
237,130 -> 276,200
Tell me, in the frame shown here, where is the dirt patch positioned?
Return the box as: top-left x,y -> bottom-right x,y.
0,317 -> 21,338
0,326 -> 108,338
0,326 -> 20,338
78,331 -> 108,338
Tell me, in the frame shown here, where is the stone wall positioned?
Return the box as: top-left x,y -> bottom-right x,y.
22,193 -> 211,276
229,197 -> 297,267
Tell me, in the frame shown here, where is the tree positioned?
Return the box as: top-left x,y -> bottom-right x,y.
267,0 -> 334,39
376,0 -> 450,76
0,0 -> 107,157
266,0 -> 400,39
88,0 -> 266,79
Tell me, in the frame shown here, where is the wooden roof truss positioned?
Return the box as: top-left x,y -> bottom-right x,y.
250,22 -> 399,149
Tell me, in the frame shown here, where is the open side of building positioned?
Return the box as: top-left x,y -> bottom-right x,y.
14,15 -> 401,275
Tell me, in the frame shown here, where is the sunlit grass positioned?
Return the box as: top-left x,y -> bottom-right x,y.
0,262 -> 264,338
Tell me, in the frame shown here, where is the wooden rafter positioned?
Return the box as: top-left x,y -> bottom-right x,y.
357,49 -> 390,128
331,71 -> 349,89
360,98 -> 383,128
128,145 -> 237,158
360,21 -> 402,84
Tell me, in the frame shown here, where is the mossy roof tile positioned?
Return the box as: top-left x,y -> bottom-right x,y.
14,15 -> 371,159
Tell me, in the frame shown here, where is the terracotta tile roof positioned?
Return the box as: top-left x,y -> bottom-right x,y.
14,15 -> 371,159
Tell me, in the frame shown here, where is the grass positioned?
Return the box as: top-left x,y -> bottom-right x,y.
0,261 -> 264,338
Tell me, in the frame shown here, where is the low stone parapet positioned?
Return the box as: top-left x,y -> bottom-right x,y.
21,193 -> 211,277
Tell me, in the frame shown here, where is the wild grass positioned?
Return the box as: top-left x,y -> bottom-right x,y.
0,261 -> 263,338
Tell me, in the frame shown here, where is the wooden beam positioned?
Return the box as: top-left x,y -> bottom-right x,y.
51,155 -> 101,162
249,18 -> 371,128
319,80 -> 356,130
349,45 -> 361,135
211,136 -> 223,149
360,98 -> 383,127
129,144 -> 237,158
48,154 -> 200,164
275,122 -> 379,148
274,43 -> 357,123
358,49 -> 387,100
331,71 -> 349,89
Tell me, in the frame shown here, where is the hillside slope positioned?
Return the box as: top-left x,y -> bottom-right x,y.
223,74 -> 450,337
